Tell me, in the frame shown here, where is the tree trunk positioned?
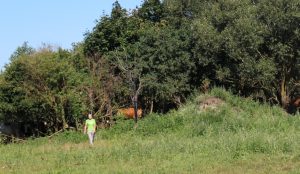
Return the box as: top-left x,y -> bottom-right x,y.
280,73 -> 289,109
106,97 -> 113,124
88,88 -> 95,113
74,118 -> 79,131
150,99 -> 154,114
54,97 -> 67,131
133,95 -> 138,124
60,104 -> 67,130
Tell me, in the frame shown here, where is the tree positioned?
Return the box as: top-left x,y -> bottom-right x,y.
0,48 -> 88,135
257,0 -> 300,107
9,42 -> 35,61
138,0 -> 165,22
136,24 -> 195,112
83,2 -> 135,123
83,1 -> 129,57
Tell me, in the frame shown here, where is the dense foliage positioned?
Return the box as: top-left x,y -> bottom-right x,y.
0,0 -> 299,136
1,89 -> 300,173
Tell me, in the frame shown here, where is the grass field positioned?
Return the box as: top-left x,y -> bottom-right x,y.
1,88 -> 300,174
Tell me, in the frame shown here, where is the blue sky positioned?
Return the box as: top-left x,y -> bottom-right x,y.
0,0 -> 142,70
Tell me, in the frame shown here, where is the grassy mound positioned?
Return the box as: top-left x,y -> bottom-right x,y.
1,88 -> 300,174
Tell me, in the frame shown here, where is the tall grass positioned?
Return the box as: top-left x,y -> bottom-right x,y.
1,88 -> 300,173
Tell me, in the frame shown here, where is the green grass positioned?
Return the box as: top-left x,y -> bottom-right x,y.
1,88 -> 300,174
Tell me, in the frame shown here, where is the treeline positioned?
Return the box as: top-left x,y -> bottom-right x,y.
0,0 -> 299,136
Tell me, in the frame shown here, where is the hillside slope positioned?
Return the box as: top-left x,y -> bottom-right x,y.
1,88 -> 300,174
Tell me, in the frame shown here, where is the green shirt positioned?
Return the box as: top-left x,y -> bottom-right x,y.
85,119 -> 96,132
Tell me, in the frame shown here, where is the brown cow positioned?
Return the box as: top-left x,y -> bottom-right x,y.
288,96 -> 300,114
117,108 -> 143,119
292,97 -> 300,107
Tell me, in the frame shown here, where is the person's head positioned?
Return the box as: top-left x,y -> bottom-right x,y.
88,113 -> 93,119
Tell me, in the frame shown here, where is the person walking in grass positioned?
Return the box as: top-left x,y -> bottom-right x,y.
84,113 -> 96,145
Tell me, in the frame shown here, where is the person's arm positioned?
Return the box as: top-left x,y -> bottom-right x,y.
93,120 -> 96,133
